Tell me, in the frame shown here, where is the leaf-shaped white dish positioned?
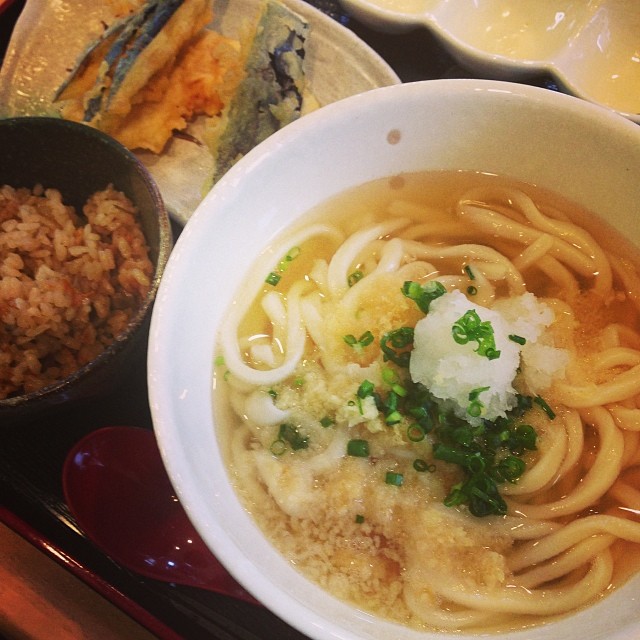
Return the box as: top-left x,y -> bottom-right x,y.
339,0 -> 640,123
0,0 -> 400,223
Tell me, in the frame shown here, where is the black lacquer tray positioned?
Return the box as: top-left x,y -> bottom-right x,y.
0,2 -> 559,637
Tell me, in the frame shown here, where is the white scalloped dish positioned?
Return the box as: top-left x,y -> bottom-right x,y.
339,0 -> 640,122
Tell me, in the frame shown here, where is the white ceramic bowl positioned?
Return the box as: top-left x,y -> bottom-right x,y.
340,0 -> 640,122
148,79 -> 640,640
338,0 -> 640,123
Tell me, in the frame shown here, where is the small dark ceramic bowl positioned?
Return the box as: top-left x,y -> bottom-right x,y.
0,117 -> 172,425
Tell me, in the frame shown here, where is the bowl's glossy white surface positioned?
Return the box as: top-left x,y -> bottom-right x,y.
148,79 -> 640,640
338,0 -> 640,123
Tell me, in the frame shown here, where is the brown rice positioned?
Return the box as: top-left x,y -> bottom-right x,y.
0,183 -> 153,399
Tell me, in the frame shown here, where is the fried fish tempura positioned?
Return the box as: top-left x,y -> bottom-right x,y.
56,0 -> 244,153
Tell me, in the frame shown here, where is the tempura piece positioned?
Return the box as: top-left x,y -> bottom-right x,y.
207,0 -> 310,183
55,0 -> 244,153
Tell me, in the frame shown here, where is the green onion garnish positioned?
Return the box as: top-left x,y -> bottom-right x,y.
343,331 -> 374,351
348,270 -> 364,287
385,410 -> 402,425
277,423 -> 309,451
278,246 -> 301,272
320,416 -> 334,428
402,280 -> 446,314
270,439 -> 286,456
266,247 -> 301,285
357,379 -> 375,398
452,309 -> 501,360
355,514 -> 365,524
513,424 -> 537,451
407,423 -> 426,442
467,386 -> 489,418
265,272 -> 281,286
380,327 -> 414,367
509,334 -> 527,345
493,455 -> 526,483
385,471 -> 404,486
534,395 -> 556,420
430,392 -> 538,517
347,439 -> 370,457
413,458 -> 435,473
391,383 -> 408,397
381,367 -> 397,385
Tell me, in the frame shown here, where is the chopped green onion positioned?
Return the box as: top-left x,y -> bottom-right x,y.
513,424 -> 537,450
359,331 -> 374,346
464,264 -> 476,280
347,439 -> 370,457
270,439 -> 286,456
509,334 -> 527,345
402,280 -> 446,314
268,388 -> 277,399
469,387 -> 489,401
348,270 -> 364,287
266,247 -> 301,285
355,514 -> 365,524
385,471 -> 404,486
357,379 -> 375,398
451,309 -> 501,360
493,455 -> 526,483
467,285 -> 478,296
413,458 -> 435,472
385,390 -> 398,413
214,355 -> 225,366
468,481 -> 507,517
380,327 -> 414,367
391,383 -> 408,398
320,416 -> 334,428
467,401 -> 483,418
407,423 -> 426,442
385,410 -> 402,425
467,386 -> 489,418
443,483 -> 466,508
534,395 -> 556,420
466,452 -> 486,474
433,443 -> 471,467
278,423 -> 309,451
343,331 -> 374,351
278,246 -> 301,272
265,271 -> 281,286
382,367 -> 397,385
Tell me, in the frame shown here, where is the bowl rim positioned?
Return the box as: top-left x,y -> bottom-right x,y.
148,78 -> 640,640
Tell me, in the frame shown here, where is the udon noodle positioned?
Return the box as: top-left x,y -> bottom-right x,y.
214,171 -> 640,633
